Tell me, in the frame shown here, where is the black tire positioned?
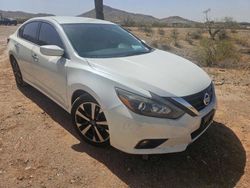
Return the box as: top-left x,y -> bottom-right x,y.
10,56 -> 27,87
71,94 -> 110,147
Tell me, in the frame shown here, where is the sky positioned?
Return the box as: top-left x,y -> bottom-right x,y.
1,0 -> 250,22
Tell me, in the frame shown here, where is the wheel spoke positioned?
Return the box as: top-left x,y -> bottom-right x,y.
96,121 -> 108,126
76,110 -> 90,121
80,124 -> 92,135
96,109 -> 104,120
92,133 -> 97,142
91,103 -> 96,120
94,126 -> 104,142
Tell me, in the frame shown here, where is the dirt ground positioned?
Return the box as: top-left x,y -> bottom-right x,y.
0,26 -> 250,188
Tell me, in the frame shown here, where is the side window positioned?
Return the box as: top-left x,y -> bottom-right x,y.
20,22 -> 39,44
38,23 -> 64,49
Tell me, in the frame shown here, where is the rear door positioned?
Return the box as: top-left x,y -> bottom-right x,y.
14,21 -> 40,82
31,22 -> 68,107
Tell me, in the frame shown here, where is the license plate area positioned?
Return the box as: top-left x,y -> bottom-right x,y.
191,110 -> 215,139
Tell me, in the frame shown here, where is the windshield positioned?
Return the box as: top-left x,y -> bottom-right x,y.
62,23 -> 152,58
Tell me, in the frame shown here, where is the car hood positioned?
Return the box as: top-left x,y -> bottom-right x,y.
87,49 -> 211,97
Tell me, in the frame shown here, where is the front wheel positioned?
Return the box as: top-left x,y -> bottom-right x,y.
71,95 -> 110,147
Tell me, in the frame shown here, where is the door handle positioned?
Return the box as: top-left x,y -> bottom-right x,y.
14,43 -> 19,49
32,54 -> 39,62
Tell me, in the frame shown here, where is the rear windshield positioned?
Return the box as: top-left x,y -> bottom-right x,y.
62,23 -> 152,58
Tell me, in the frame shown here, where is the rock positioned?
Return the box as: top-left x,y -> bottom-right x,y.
24,159 -> 29,164
219,69 -> 225,72
25,166 -> 31,170
17,176 -> 24,181
215,80 -> 225,85
70,179 -> 76,183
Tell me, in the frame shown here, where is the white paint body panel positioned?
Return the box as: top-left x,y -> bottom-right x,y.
8,16 -> 216,154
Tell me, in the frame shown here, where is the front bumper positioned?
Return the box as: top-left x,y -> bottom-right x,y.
105,95 -> 217,155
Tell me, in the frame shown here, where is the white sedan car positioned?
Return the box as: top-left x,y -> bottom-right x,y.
8,17 -> 216,154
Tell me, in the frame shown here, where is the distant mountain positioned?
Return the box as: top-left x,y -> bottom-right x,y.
78,5 -> 200,26
160,16 -> 198,25
1,5 -> 200,26
0,10 -> 54,19
79,5 -> 159,24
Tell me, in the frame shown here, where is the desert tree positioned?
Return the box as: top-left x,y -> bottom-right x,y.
203,9 -> 222,40
94,0 -> 104,20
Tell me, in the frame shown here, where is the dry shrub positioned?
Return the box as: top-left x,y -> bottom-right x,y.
185,32 -> 193,45
235,37 -> 249,47
140,26 -> 153,36
161,43 -> 171,51
190,29 -> 202,40
198,38 -> 239,67
158,28 -> 165,36
150,39 -> 171,51
171,29 -> 180,47
151,40 -> 159,48
218,29 -> 229,40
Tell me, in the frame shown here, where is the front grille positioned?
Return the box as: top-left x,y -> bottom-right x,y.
183,83 -> 213,111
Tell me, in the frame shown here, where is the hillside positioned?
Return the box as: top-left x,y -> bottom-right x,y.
1,5 -> 200,26
160,16 -> 198,25
79,5 -> 159,24
0,10 -> 54,19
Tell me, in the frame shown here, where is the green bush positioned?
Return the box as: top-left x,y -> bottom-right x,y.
198,38 -> 239,67
216,40 -> 239,62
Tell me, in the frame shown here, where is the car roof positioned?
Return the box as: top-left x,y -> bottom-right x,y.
29,16 -> 115,25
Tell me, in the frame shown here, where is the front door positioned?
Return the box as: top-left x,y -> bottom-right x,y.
31,22 -> 68,108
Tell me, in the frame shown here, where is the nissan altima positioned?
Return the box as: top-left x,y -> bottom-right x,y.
7,17 -> 216,154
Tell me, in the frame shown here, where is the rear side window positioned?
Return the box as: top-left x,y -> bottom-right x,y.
20,22 -> 39,43
38,23 -> 64,49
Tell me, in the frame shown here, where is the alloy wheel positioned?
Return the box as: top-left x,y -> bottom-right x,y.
75,102 -> 109,143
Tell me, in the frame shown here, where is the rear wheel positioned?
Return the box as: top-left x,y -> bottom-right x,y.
10,57 -> 27,87
71,95 -> 110,147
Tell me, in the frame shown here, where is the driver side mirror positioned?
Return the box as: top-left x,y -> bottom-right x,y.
40,45 -> 64,56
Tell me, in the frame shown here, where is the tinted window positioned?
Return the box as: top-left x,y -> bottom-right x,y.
38,23 -> 64,48
62,23 -> 151,58
21,22 -> 39,43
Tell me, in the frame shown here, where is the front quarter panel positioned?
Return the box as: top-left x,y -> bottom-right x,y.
67,61 -> 122,111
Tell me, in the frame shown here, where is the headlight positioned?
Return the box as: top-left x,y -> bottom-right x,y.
115,88 -> 185,119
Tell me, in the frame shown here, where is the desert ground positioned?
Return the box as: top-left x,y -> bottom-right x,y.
0,25 -> 250,188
